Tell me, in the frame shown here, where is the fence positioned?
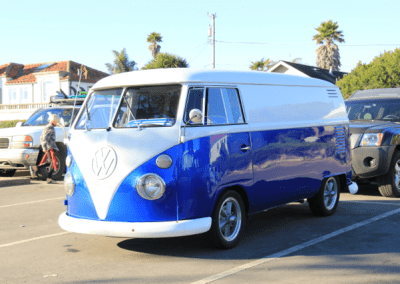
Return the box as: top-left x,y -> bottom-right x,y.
0,103 -> 50,121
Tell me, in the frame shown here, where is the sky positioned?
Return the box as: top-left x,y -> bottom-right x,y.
2,0 -> 400,74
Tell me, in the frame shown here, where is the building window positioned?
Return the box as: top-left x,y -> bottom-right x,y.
43,81 -> 54,102
19,88 -> 23,103
8,89 -> 12,104
13,88 -> 17,103
24,87 -> 28,102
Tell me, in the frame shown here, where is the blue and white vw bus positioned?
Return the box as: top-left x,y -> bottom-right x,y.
58,69 -> 357,248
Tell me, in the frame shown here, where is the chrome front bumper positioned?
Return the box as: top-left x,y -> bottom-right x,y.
0,149 -> 39,169
59,212 -> 212,238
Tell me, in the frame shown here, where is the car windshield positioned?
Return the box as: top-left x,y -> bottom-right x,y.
345,99 -> 400,122
23,108 -> 78,127
76,89 -> 122,130
114,85 -> 181,128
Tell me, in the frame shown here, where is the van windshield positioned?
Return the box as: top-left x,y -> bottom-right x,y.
75,89 -> 122,129
345,99 -> 400,122
114,85 -> 181,128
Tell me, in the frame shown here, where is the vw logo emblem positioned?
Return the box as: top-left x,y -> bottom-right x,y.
92,146 -> 117,180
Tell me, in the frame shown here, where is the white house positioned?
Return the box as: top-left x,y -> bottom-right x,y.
267,60 -> 347,85
0,61 -> 109,121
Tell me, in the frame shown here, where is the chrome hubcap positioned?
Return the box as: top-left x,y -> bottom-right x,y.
46,156 -> 60,175
218,197 -> 242,242
394,161 -> 400,190
324,177 -> 338,210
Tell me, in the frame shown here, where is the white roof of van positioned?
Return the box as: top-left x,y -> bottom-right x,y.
92,68 -> 336,90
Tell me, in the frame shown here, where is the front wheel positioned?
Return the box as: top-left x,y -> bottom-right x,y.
209,191 -> 246,249
0,169 -> 16,177
377,151 -> 400,197
308,176 -> 340,217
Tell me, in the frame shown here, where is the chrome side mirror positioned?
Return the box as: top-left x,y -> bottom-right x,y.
189,109 -> 203,124
180,109 -> 204,143
59,118 -> 65,127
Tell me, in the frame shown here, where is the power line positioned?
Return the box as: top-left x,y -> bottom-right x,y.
215,40 -> 400,47
188,43 -> 209,64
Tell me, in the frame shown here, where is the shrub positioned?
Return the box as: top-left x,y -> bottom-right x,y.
0,120 -> 26,128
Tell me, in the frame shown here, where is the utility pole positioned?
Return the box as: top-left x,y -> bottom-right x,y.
207,13 -> 216,69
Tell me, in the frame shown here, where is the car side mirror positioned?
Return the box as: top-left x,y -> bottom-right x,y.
16,122 -> 23,127
59,118 -> 65,127
188,109 -> 203,124
180,109 -> 204,143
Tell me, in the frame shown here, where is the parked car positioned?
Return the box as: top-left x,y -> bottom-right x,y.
345,88 -> 400,197
0,97 -> 82,180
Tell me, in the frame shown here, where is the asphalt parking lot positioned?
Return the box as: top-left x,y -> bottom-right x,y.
1,180 -> 400,284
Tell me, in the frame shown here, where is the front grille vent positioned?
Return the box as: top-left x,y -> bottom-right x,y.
0,138 -> 9,149
334,126 -> 346,154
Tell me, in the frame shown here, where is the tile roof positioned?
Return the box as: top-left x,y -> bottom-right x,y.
2,61 -> 108,84
277,61 -> 348,84
0,63 -> 24,78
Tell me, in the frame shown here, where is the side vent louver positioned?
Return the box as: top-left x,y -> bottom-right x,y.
334,126 -> 346,154
327,89 -> 339,98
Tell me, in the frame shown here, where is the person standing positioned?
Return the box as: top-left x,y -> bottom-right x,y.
37,114 -> 60,183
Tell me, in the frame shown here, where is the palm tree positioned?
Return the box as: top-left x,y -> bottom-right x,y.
313,20 -> 344,71
105,48 -> 136,74
147,32 -> 163,58
249,58 -> 275,71
142,52 -> 188,69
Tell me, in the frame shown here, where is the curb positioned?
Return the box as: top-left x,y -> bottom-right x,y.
0,177 -> 31,187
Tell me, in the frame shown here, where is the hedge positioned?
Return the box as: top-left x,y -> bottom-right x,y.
0,120 -> 26,129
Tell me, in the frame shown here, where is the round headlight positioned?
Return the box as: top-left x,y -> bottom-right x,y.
136,174 -> 166,200
66,155 -> 72,167
64,172 -> 75,197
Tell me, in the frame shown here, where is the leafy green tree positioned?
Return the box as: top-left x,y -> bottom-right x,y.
313,20 -> 344,71
105,48 -> 136,74
337,48 -> 400,98
249,58 -> 275,71
147,32 -> 163,58
142,52 -> 188,69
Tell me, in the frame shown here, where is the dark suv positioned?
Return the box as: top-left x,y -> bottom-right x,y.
345,88 -> 400,197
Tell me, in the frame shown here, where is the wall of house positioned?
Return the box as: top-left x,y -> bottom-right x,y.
270,65 -> 307,77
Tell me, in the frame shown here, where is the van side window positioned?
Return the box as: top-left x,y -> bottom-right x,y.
206,88 -> 244,125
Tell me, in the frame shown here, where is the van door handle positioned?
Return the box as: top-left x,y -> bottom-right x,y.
241,145 -> 251,152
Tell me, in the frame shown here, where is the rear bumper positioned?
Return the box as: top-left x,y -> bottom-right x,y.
0,149 -> 39,170
58,212 -> 212,238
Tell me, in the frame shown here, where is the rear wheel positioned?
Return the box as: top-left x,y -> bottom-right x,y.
0,169 -> 16,177
377,151 -> 400,197
308,176 -> 340,217
209,191 -> 246,249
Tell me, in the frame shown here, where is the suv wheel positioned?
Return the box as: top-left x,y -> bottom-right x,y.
37,150 -> 66,181
0,169 -> 16,177
377,150 -> 400,197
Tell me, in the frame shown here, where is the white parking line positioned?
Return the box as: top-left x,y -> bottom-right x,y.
345,200 -> 400,206
0,197 -> 64,208
0,232 -> 70,248
191,207 -> 400,284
